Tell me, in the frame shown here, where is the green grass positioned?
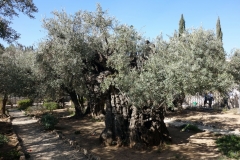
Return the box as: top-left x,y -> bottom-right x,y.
216,134 -> 240,159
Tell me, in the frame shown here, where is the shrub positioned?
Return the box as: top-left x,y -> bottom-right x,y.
43,102 -> 59,112
17,99 -> 33,110
0,134 -> 9,146
40,114 -> 58,130
180,124 -> 202,132
216,135 -> 240,159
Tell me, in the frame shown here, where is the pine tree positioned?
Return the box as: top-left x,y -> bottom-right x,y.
179,14 -> 185,36
216,17 -> 223,41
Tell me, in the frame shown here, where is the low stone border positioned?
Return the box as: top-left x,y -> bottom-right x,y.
52,130 -> 101,160
5,109 -> 25,160
18,109 -> 101,159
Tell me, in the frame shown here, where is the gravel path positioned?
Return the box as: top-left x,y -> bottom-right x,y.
8,108 -> 87,160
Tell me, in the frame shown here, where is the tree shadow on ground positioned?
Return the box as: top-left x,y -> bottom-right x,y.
22,107 -> 234,159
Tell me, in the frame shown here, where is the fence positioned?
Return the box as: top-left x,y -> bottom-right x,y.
185,93 -> 223,108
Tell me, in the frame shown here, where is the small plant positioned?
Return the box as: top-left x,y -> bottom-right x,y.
0,134 -> 9,146
43,102 -> 59,112
40,114 -> 58,130
180,123 -> 202,132
216,134 -> 240,159
17,99 -> 33,110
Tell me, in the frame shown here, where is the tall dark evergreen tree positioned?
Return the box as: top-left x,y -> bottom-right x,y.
179,14 -> 185,36
216,17 -> 223,41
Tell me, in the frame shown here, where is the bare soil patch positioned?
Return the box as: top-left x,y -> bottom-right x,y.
28,107 -> 240,159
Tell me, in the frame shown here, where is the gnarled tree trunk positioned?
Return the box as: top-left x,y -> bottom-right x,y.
100,88 -> 171,148
0,94 -> 8,117
100,89 -> 172,148
100,88 -> 129,146
69,91 -> 84,117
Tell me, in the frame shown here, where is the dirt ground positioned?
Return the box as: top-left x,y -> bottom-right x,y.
45,107 -> 239,160
12,107 -> 240,159
0,117 -> 20,160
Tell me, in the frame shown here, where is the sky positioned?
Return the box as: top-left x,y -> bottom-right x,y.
1,0 -> 240,55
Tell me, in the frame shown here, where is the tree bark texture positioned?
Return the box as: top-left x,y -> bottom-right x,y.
69,91 -> 84,117
0,94 -> 8,117
100,88 -> 171,147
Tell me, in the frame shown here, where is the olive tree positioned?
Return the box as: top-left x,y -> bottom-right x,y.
228,49 -> 240,84
36,5 -> 233,147
0,0 -> 38,44
36,11 -> 89,116
101,27 -> 233,147
0,45 -> 36,116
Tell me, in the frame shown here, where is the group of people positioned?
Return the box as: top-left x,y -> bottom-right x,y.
227,89 -> 240,109
204,91 -> 214,108
203,89 -> 240,110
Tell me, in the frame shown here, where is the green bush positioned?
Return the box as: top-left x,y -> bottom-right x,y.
216,135 -> 240,159
40,114 -> 58,130
43,102 -> 59,112
0,134 -> 9,146
17,99 -> 33,110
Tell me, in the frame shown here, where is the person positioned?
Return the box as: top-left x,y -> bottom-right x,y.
208,91 -> 214,108
232,88 -> 240,110
228,91 -> 234,109
204,93 -> 208,108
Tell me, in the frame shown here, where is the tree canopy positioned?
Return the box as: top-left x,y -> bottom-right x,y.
0,0 -> 38,44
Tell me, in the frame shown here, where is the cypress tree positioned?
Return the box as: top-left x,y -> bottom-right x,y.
179,14 -> 185,36
216,17 -> 223,41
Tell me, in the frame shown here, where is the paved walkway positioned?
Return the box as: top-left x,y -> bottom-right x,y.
8,108 -> 87,160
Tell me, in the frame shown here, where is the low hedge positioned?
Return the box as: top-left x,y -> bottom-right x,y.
17,99 -> 33,110
43,102 -> 59,112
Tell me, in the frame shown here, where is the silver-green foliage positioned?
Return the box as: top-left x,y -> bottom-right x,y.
36,4 -> 142,101
228,49 -> 240,84
0,45 -> 36,96
0,0 -> 38,43
36,4 -> 233,110
103,27 -> 233,108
